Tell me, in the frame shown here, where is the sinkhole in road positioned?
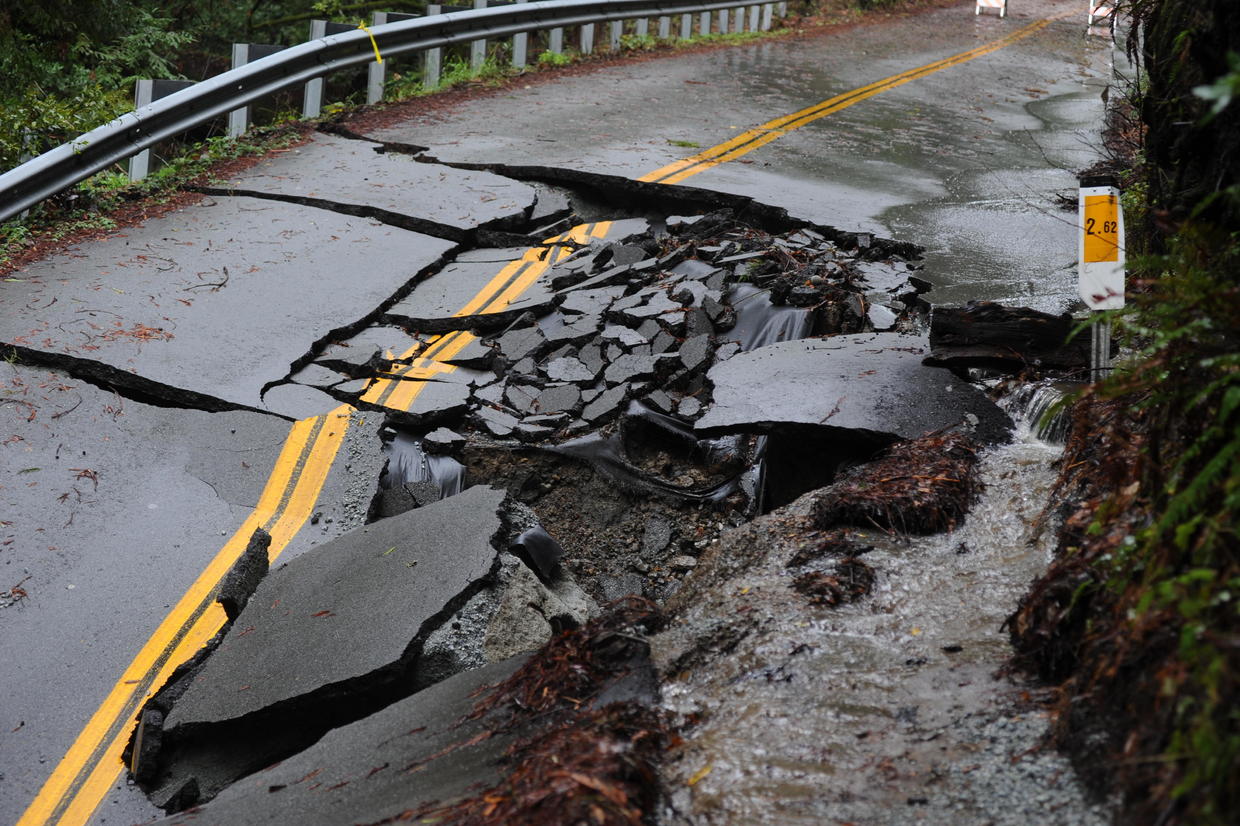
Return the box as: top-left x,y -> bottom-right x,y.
349,198 -> 937,608
125,177 -> 1083,819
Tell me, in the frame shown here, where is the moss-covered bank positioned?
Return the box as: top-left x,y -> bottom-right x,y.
1008,2 -> 1240,823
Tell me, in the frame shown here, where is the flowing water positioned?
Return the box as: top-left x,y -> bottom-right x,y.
658,401 -> 1108,824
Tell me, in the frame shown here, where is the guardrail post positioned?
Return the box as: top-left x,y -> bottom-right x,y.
699,10 -> 711,35
304,21 -> 327,118
581,22 -> 595,54
680,13 -> 692,39
733,7 -> 745,32
549,24 -> 564,55
512,0 -> 529,67
228,44 -> 251,137
425,5 -> 446,89
130,79 -> 195,180
229,43 -> 286,137
471,0 -> 488,70
777,1 -> 787,16
368,12 -> 421,103
17,131 -> 35,218
305,20 -> 358,117
761,3 -> 773,30
658,15 -> 671,39
748,5 -> 760,31
717,8 -> 729,34
609,20 -> 622,51
636,17 -> 649,39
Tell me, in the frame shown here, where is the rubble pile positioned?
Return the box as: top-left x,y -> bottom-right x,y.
130,199 -> 1026,825
376,209 -> 927,442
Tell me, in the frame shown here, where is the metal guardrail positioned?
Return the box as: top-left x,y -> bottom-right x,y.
0,0 -> 785,224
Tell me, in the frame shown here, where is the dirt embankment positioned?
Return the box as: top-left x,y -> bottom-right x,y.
1007,2 -> 1240,822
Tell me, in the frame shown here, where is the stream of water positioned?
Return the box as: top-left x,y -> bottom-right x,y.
658,397 -> 1108,824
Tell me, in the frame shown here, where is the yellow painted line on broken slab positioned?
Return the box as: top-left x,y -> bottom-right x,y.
18,406 -> 350,826
362,221 -> 611,415
20,9 -> 1066,822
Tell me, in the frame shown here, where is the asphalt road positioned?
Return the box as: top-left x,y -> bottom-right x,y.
0,2 -> 1113,823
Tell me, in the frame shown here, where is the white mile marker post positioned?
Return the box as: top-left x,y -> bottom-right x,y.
1078,174 -> 1125,381
975,0 -> 1007,18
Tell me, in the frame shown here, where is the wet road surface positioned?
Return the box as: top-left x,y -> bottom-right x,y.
0,2 -> 1114,823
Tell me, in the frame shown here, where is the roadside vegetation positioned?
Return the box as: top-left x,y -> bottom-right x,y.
1008,1 -> 1240,822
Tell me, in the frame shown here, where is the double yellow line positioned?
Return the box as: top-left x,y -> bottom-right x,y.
20,13 -> 1065,825
17,409 -> 349,826
639,15 -> 1059,185
362,222 -> 610,412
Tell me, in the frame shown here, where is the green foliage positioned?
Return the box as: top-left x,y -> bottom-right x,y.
0,2 -> 191,170
619,33 -> 657,52
1083,198 -> 1240,826
1193,52 -> 1240,121
436,54 -> 507,90
537,50 -> 573,68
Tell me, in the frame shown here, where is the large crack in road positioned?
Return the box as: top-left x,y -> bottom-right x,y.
4,3 -> 1120,823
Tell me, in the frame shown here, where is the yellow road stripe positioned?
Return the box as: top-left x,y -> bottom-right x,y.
638,15 -> 1061,185
362,221 -> 612,414
22,7 -> 1059,820
18,408 -> 350,826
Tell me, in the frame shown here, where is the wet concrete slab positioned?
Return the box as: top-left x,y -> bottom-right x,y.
0,361 -> 356,825
211,132 -> 537,234
164,485 -> 507,730
153,657 -> 527,826
0,197 -> 456,411
695,334 -> 1012,444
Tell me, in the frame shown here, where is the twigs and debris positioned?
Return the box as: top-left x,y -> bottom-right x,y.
811,432 -> 981,534
184,267 -> 229,292
389,704 -> 668,826
2,575 -> 32,609
470,596 -> 664,724
792,557 -> 875,607
361,598 -> 670,826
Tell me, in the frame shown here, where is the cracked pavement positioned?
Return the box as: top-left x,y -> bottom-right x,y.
0,2 -> 1116,823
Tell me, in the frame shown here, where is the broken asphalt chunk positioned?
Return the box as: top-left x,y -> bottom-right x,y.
168,486 -> 508,726
475,404 -> 520,438
544,356 -> 597,383
679,334 -> 713,373
422,427 -> 466,454
154,486 -> 510,804
583,384 -> 630,423
534,384 -> 582,415
216,528 -> 270,622
694,334 -> 1013,444
494,325 -> 546,364
604,353 -> 656,386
